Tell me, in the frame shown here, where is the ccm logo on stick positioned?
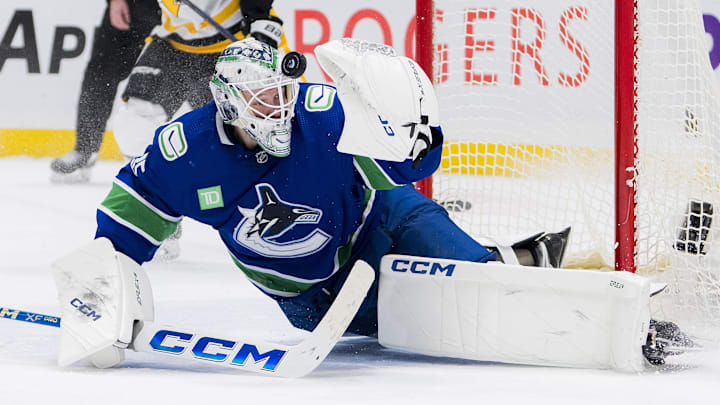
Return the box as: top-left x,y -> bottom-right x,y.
391,259 -> 455,276
150,330 -> 287,372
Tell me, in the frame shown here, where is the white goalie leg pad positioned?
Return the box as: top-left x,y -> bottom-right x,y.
112,97 -> 167,158
52,237 -> 155,368
378,255 -> 651,372
315,39 -> 440,162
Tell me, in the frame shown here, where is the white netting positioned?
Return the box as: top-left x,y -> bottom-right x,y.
429,0 -> 720,342
635,0 -> 720,342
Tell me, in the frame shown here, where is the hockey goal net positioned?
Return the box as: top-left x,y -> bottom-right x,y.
415,0 -> 720,343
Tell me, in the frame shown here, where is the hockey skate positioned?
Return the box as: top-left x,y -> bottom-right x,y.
513,226 -> 572,268
153,222 -> 182,261
642,319 -> 699,365
50,150 -> 98,184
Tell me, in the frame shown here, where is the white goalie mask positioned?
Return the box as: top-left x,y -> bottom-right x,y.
210,38 -> 301,157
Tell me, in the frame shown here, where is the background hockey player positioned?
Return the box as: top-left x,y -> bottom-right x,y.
112,0 -> 287,160
50,0 -> 160,182
52,38 -> 694,372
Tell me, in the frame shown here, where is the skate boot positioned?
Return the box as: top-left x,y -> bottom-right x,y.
50,150 -> 98,183
154,222 -> 182,261
642,319 -> 699,365
514,226 -> 571,268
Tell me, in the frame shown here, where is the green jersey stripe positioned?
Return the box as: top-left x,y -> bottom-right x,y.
100,182 -> 179,242
113,180 -> 182,222
97,205 -> 162,246
353,156 -> 399,190
230,255 -> 317,295
246,278 -> 301,298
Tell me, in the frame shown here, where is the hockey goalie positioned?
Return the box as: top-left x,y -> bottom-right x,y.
51,37 -> 695,375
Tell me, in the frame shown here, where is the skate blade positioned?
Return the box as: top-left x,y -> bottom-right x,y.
50,168 -> 91,184
657,338 -> 704,351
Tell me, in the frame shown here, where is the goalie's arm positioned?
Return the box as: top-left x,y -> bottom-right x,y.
96,143 -> 183,264
351,126 -> 443,190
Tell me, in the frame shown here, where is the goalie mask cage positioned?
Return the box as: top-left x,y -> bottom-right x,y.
415,0 -> 720,343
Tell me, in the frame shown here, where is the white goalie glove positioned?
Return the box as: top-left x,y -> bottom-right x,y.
315,39 -> 440,164
52,238 -> 154,368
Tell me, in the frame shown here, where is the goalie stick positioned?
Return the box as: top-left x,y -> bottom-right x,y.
1,260 -> 374,378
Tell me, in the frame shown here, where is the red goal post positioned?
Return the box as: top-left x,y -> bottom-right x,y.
414,0 -> 720,342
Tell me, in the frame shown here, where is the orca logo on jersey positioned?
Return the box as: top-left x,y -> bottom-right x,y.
233,183 -> 331,258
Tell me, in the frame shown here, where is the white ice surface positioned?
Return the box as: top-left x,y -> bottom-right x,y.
0,156 -> 719,405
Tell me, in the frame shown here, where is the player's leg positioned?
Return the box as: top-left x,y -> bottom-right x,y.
380,184 -> 571,267
378,185 -> 497,262
184,51 -> 218,110
277,185 -> 495,336
113,40 -> 186,159
51,3 -> 158,182
81,0 -> 159,153
322,185 -> 498,336
372,187 -> 694,368
277,185 -> 571,336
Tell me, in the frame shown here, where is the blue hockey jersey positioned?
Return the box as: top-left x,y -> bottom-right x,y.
96,82 -> 443,298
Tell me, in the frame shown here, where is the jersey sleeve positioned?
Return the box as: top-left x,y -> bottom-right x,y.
352,126 -> 444,190
95,144 -> 183,265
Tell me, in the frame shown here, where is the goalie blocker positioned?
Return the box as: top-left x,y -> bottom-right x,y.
378,254 -> 653,372
52,237 -> 154,368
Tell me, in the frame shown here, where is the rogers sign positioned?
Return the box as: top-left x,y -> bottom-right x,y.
274,1 -> 720,84
279,4 -> 417,82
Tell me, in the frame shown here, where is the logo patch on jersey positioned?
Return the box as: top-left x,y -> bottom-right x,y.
198,186 -> 224,210
159,122 -> 188,161
233,183 -> 331,258
130,152 -> 148,176
305,85 -> 336,112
